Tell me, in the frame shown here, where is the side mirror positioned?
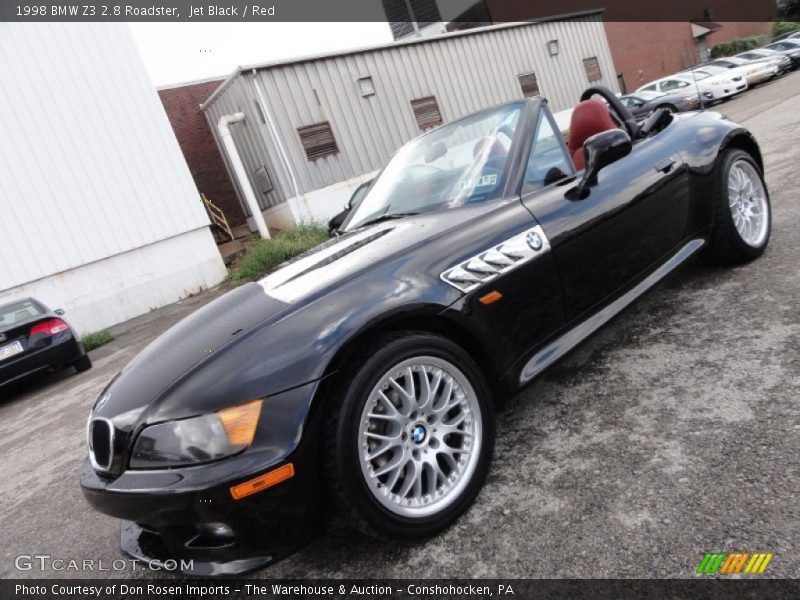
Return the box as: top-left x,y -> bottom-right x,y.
575,129 -> 632,197
54,308 -> 65,316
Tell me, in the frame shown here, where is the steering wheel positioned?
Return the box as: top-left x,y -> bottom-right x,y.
580,86 -> 639,140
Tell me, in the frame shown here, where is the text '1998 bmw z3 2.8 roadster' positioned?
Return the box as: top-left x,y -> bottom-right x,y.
81,86 -> 770,576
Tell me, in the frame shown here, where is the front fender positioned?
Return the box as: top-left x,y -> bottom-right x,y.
144,278 -> 461,424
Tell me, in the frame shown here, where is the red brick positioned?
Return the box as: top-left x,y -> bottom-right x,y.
158,80 -> 247,228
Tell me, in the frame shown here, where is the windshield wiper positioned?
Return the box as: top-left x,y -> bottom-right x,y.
355,211 -> 419,229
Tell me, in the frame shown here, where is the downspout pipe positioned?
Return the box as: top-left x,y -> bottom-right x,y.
217,113 -> 270,239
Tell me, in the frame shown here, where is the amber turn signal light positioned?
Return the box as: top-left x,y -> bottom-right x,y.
479,290 -> 503,305
230,463 -> 295,500
217,399 -> 262,448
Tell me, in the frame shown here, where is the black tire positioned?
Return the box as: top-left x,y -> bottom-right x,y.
324,331 -> 495,540
659,104 -> 676,113
701,148 -> 771,266
73,354 -> 92,373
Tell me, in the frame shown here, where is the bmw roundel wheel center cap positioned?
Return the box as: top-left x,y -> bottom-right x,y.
410,423 -> 427,444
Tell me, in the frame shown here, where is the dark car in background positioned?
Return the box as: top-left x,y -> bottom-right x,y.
0,298 -> 91,387
763,39 -> 800,69
772,29 -> 800,42
619,89 -> 701,120
327,179 -> 373,235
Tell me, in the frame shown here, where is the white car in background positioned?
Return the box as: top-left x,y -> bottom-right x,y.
685,65 -> 748,99
635,71 -> 735,105
708,56 -> 779,85
735,49 -> 792,75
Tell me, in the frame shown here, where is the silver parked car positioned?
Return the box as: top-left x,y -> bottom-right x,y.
708,56 -> 778,85
735,49 -> 792,75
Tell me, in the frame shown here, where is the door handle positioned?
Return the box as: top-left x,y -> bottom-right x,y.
654,158 -> 676,174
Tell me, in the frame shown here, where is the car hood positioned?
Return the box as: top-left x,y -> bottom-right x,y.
91,283 -> 291,421
92,204 -> 498,423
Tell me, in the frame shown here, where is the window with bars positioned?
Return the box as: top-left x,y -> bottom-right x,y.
583,57 -> 602,83
518,72 -> 540,97
410,96 -> 443,130
383,0 -> 443,40
297,122 -> 338,160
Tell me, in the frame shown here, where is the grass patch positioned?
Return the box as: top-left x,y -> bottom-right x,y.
227,224 -> 329,283
83,330 -> 115,351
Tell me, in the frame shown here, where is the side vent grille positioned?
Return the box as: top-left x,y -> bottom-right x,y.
440,225 -> 550,293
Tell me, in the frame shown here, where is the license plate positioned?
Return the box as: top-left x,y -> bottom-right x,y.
0,340 -> 24,362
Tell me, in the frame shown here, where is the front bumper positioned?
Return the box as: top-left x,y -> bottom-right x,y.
80,409 -> 325,576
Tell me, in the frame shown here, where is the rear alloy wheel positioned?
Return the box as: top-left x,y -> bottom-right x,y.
702,148 -> 771,265
728,158 -> 770,248
325,333 -> 494,539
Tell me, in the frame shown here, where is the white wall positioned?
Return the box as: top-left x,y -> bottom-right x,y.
0,229 -> 224,335
0,23 -> 226,332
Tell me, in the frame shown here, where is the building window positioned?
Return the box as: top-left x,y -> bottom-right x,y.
410,96 -> 442,130
383,0 -> 442,40
358,76 -> 375,97
297,122 -> 338,160
583,57 -> 602,83
518,72 -> 540,98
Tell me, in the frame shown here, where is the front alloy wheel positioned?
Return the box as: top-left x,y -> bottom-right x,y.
325,332 -> 494,539
358,356 -> 482,518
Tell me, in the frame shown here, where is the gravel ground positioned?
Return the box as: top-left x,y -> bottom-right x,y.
1,72 -> 798,580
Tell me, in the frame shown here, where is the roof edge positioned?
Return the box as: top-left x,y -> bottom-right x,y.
201,10 -> 604,110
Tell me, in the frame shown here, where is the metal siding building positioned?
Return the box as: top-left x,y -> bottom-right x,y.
0,23 -> 227,334
202,14 -> 617,228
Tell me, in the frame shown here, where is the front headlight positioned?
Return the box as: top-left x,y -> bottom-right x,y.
129,399 -> 263,468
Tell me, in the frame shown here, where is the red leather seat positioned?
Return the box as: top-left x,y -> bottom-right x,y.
567,100 -> 619,171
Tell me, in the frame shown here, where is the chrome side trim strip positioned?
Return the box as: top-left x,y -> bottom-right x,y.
520,238 -> 705,384
440,225 -> 551,293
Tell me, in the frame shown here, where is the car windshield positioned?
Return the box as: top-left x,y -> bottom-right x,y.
767,40 -> 800,50
698,65 -> 727,75
0,299 -> 44,328
737,52 -> 764,59
343,103 -> 522,231
349,181 -> 372,211
713,58 -> 742,67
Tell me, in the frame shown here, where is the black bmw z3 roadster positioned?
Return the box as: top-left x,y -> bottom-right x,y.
81,86 -> 770,575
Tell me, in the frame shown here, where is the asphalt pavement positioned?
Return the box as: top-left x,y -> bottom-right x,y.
1,72 -> 798,579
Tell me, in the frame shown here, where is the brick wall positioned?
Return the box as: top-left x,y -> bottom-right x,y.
158,80 -> 247,228
605,22 -> 773,94
705,21 -> 772,48
604,22 -> 701,93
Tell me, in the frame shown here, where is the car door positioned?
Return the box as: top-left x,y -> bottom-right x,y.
521,106 -> 690,322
